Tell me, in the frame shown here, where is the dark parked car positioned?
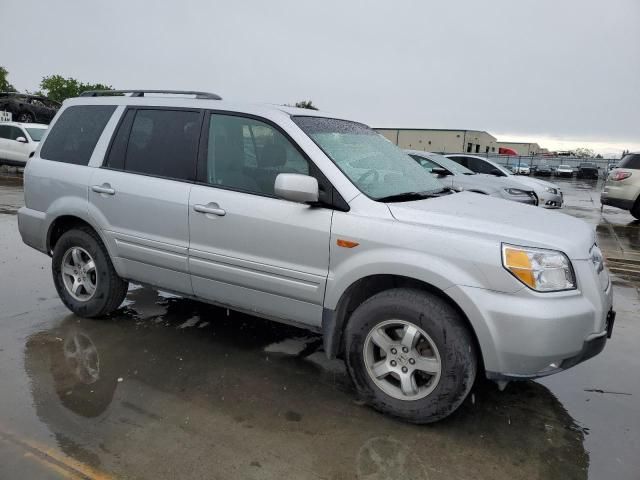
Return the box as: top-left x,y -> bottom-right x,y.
0,93 -> 61,124
535,165 -> 553,176
577,163 -> 599,179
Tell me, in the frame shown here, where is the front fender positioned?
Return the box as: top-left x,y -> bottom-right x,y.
324,247 -> 485,310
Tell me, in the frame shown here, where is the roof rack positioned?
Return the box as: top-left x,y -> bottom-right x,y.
79,90 -> 222,100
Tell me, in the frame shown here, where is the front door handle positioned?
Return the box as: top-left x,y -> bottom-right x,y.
194,203 -> 226,216
91,184 -> 115,195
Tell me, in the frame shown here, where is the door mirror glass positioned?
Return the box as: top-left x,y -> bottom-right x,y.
274,173 -> 319,204
16,136 -> 28,143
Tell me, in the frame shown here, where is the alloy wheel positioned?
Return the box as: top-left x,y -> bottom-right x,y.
363,319 -> 441,400
61,247 -> 98,301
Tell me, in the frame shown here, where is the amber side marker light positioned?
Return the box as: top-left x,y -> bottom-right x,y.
337,239 -> 359,248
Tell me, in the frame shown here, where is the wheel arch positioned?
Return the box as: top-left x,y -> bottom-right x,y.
322,274 -> 485,373
47,214 -> 111,258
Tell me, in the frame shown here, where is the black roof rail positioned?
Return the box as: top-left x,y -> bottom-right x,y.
79,90 -> 222,100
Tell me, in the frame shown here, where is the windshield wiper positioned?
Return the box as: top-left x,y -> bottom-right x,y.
377,188 -> 453,203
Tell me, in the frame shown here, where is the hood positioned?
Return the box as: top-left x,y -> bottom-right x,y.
443,173 -> 534,194
387,192 -> 595,259
507,175 -> 559,190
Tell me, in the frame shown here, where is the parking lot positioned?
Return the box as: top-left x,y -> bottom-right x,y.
0,173 -> 638,480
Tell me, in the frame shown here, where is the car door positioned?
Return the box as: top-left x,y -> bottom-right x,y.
0,125 -> 11,162
0,126 -> 31,163
11,126 -> 32,162
188,112 -> 333,327
89,107 -> 202,295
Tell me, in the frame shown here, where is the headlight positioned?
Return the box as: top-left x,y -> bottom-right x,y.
504,188 -> 529,196
545,187 -> 558,194
502,244 -> 576,292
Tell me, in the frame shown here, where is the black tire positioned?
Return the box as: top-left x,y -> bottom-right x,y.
631,198 -> 640,220
344,288 -> 477,424
52,227 -> 128,318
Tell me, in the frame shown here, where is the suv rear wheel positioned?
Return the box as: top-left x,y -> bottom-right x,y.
631,197 -> 640,220
344,288 -> 477,423
52,227 -> 128,318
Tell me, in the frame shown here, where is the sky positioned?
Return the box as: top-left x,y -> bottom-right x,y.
1,0 -> 638,156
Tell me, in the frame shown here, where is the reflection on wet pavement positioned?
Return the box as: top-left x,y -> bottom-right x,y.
19,289 -> 590,479
1,173 -> 639,479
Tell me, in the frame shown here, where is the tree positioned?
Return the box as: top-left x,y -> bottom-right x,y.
573,147 -> 596,158
0,66 -> 16,92
40,75 -> 113,103
595,153 -> 603,159
293,100 -> 318,110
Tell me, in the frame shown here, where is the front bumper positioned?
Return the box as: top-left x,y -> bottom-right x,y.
538,190 -> 563,208
446,261 -> 613,379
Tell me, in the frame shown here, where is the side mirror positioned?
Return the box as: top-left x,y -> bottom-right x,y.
431,167 -> 450,176
274,173 -> 319,204
489,168 -> 502,176
16,136 -> 28,143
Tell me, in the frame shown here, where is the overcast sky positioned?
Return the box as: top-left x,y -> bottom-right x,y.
1,0 -> 638,155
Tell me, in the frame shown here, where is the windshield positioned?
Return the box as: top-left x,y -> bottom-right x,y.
292,117 -> 443,200
412,152 -> 475,175
559,165 -> 571,169
25,128 -> 46,142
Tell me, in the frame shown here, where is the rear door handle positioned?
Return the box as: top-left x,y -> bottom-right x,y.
91,184 -> 115,195
194,203 -> 226,216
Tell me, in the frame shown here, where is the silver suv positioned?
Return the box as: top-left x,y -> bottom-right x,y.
18,90 -> 614,423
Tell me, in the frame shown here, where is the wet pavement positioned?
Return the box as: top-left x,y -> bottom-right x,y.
0,174 -> 638,479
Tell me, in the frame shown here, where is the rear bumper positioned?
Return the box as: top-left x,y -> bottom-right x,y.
17,206 -> 48,254
601,196 -> 635,211
0,157 -> 27,167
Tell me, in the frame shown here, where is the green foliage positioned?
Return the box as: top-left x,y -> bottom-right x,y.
293,100 -> 318,110
0,66 -> 16,92
573,147 -> 596,158
40,75 -> 113,103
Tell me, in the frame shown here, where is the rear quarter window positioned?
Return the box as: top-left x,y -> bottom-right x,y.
40,105 -> 116,165
618,154 -> 640,170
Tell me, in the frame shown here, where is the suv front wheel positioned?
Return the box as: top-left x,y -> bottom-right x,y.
52,227 -> 128,318
345,288 -> 477,423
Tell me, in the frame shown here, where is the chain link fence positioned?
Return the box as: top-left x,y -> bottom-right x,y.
442,152 -> 619,177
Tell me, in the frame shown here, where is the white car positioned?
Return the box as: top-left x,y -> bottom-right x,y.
515,163 -> 531,175
0,122 -> 47,166
446,154 -> 563,208
555,164 -> 574,177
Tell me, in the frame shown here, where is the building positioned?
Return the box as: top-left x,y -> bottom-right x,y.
496,142 -> 541,156
375,128 -> 498,154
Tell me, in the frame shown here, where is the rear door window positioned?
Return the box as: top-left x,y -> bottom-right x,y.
122,109 -> 201,181
469,157 -> 495,174
40,105 -> 116,165
450,156 -> 469,168
618,154 -> 640,170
